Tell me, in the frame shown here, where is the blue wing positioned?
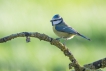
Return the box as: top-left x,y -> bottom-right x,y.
55,26 -> 77,34
55,25 -> 90,40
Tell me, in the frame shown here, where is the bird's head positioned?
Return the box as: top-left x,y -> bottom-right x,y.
50,14 -> 63,26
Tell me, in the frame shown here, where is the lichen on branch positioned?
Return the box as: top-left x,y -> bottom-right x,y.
0,32 -> 106,71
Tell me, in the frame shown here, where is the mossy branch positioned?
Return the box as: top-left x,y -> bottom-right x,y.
0,32 -> 106,71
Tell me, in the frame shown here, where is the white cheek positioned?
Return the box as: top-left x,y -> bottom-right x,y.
53,20 -> 61,25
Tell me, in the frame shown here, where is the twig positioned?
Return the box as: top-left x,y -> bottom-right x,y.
0,32 -> 106,71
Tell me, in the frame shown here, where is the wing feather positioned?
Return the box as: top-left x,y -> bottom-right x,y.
55,26 -> 77,34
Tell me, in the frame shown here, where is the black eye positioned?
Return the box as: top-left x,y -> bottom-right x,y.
53,20 -> 58,21
53,19 -> 61,21
50,20 -> 58,22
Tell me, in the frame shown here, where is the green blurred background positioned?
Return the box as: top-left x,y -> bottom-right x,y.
0,0 -> 106,71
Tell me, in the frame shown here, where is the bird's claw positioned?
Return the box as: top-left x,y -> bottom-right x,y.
55,38 -> 61,41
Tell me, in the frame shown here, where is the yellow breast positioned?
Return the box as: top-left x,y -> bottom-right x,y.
52,26 -> 75,39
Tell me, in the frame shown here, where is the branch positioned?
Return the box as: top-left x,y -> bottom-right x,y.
84,58 -> 106,70
0,32 -> 106,71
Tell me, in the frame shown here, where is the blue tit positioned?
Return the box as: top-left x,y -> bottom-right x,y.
50,14 -> 90,41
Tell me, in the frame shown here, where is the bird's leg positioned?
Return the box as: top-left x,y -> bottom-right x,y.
63,38 -> 68,46
55,38 -> 66,46
63,41 -> 66,46
55,38 -> 61,41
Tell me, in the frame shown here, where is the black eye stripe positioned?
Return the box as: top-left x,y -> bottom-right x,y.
52,19 -> 61,21
53,20 -> 58,21
50,19 -> 61,22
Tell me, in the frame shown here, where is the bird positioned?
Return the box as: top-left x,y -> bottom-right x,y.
50,14 -> 90,41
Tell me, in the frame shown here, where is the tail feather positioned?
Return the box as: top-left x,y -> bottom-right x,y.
77,33 -> 90,41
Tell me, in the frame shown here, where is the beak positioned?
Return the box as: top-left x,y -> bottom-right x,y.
50,20 -> 53,22
50,20 -> 53,26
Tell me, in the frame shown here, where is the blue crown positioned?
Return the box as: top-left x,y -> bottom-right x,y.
52,14 -> 61,20
53,14 -> 60,18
